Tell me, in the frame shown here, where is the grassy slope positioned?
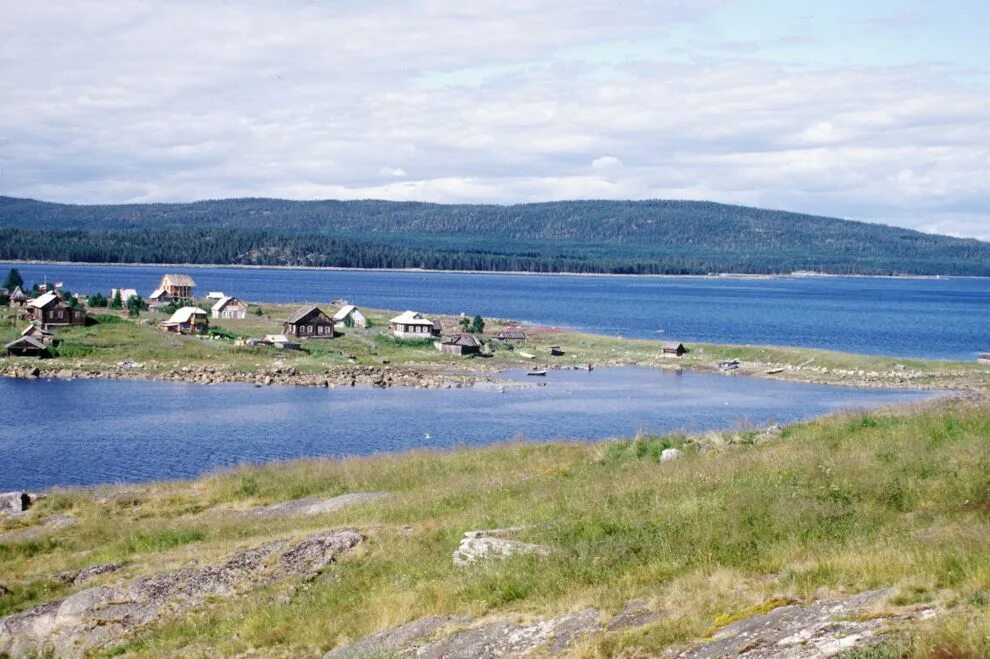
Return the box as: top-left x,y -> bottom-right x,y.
1,399 -> 988,656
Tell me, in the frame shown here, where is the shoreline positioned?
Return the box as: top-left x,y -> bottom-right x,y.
0,258 -> 970,281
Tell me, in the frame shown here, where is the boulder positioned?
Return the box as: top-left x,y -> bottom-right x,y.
660,448 -> 683,462
453,528 -> 550,566
0,492 -> 31,515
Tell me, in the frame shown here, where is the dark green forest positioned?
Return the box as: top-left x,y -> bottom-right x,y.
1,196 -> 988,275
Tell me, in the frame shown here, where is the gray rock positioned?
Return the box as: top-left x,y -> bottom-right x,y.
239,492 -> 388,520
660,448 -> 683,462
453,528 -> 550,566
325,615 -> 470,658
606,600 -> 662,632
0,529 -> 362,657
0,491 -> 31,515
677,589 -> 915,658
417,609 -> 601,658
56,563 -> 125,587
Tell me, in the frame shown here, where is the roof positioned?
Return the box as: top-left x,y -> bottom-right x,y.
5,335 -> 47,351
211,296 -> 245,311
206,291 -> 226,299
286,305 -> 329,324
263,334 -> 296,344
332,304 -> 358,321
443,333 -> 483,347
149,287 -> 167,300
496,329 -> 527,340
10,286 -> 27,300
111,288 -> 138,301
662,341 -> 685,349
165,306 -> 208,324
28,292 -> 61,309
390,310 -> 435,326
160,274 -> 196,288
21,323 -> 53,337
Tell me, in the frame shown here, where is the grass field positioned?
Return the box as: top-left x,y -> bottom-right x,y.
1,398 -> 988,656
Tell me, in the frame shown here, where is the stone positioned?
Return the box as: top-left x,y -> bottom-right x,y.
676,589 -> 927,658
237,492 -> 388,520
324,615 -> 471,658
660,448 -> 683,462
0,492 -> 31,515
0,529 -> 362,657
417,609 -> 601,658
56,563 -> 125,587
453,528 -> 550,566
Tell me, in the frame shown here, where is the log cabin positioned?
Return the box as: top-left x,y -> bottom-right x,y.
283,306 -> 335,338
389,311 -> 442,339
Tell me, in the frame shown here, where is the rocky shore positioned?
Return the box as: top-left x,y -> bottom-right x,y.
0,361 -> 493,389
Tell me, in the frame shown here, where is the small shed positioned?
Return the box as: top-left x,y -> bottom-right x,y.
211,296 -> 248,320
4,335 -> 50,358
21,323 -> 55,345
439,333 -> 483,356
549,345 -> 565,356
495,329 -> 527,342
9,286 -> 28,306
161,307 -> 209,335
283,306 -> 335,338
662,341 -> 686,356
332,304 -> 368,329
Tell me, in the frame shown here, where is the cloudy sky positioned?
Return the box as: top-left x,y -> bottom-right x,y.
1,1 -> 989,239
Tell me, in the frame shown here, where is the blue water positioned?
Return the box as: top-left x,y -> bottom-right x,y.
0,368 -> 932,490
3,262 -> 987,359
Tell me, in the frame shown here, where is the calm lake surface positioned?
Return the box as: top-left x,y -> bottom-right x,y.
0,368 -> 932,490
4,262 -> 988,359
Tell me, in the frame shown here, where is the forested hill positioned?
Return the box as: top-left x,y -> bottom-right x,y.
1,196 -> 988,276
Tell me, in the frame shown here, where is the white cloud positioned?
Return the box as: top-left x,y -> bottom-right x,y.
0,1 -> 988,240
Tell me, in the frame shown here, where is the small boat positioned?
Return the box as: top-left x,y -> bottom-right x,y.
527,369 -> 548,376
979,353 -> 990,364
549,346 -> 565,356
518,351 -> 535,359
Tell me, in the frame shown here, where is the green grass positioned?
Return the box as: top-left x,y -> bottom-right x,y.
1,398 -> 988,656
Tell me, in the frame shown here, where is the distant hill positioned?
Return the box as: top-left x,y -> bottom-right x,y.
1,196 -> 988,275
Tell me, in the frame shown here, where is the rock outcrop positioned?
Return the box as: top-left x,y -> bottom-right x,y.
452,528 -> 550,566
238,492 -> 388,520
677,589 -> 932,658
0,491 -> 34,515
0,529 -> 362,657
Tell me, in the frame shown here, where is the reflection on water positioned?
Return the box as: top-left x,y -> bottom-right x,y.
0,368 -> 933,490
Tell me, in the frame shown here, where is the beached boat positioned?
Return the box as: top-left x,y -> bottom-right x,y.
527,369 -> 548,376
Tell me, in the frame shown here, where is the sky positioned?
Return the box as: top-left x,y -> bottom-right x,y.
1,1 -> 988,239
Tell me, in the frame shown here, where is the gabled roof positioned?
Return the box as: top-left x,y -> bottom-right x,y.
332,304 -> 358,321
390,310 -> 435,325
206,291 -> 226,299
5,335 -> 47,351
286,305 -> 330,324
9,286 -> 28,300
28,291 -> 61,309
443,333 -> 483,347
160,274 -> 196,288
111,288 -> 138,301
211,296 -> 245,312
496,329 -> 527,340
165,306 -> 208,324
662,341 -> 685,349
21,323 -> 53,337
263,334 -> 298,345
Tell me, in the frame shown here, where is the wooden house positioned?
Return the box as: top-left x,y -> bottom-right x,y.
283,306 -> 335,338
26,292 -> 87,328
389,311 -> 442,339
211,296 -> 248,320
161,306 -> 209,335
439,333 -> 483,356
662,341 -> 686,356
4,335 -> 50,358
150,274 -> 196,303
110,288 -> 138,303
332,304 -> 368,329
495,329 -> 527,342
